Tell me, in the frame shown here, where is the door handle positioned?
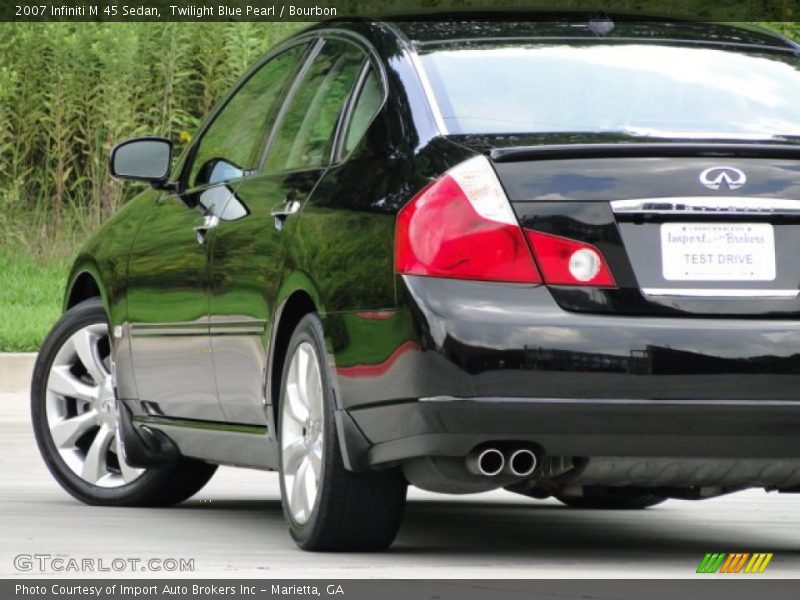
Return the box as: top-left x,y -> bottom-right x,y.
271,199 -> 301,231
194,214 -> 219,245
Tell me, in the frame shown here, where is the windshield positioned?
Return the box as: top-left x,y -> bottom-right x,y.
419,42 -> 800,139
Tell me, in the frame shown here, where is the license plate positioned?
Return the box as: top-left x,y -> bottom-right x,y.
660,223 -> 775,281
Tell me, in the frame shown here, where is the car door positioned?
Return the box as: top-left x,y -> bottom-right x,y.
125,42 -> 310,422
209,37 -> 371,424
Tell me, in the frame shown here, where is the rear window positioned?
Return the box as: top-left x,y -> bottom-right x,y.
419,42 -> 800,139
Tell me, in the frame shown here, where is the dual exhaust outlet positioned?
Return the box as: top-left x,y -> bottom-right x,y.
466,446 -> 539,478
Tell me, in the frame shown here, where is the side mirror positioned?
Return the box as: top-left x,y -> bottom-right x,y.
110,137 -> 173,184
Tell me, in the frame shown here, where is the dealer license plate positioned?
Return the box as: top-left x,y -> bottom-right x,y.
660,223 -> 775,281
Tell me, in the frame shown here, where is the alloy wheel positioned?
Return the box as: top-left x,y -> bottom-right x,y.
280,341 -> 324,525
44,323 -> 143,487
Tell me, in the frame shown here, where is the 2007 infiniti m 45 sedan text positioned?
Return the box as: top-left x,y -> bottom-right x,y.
31,14 -> 800,551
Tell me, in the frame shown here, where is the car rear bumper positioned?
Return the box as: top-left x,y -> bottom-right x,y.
328,276 -> 800,468
340,397 -> 800,468
331,276 -> 800,405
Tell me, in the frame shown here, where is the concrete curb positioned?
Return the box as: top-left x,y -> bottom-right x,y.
0,353 -> 36,394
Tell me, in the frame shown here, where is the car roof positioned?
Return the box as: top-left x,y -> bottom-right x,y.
367,12 -> 799,53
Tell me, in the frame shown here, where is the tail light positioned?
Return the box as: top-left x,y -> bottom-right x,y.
395,155 -> 615,287
395,156 -> 540,283
526,231 -> 616,287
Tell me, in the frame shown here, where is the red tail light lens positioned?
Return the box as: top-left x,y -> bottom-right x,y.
525,230 -> 616,287
395,156 -> 541,283
395,156 -> 616,288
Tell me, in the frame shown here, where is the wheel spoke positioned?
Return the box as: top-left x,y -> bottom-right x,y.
303,457 -> 317,515
285,383 -> 309,424
48,365 -> 98,403
297,345 -> 311,409
282,438 -> 306,475
114,433 -> 141,483
81,425 -> 113,484
308,439 -> 322,480
291,458 -> 309,519
50,410 -> 98,448
307,364 -> 322,419
71,328 -> 108,384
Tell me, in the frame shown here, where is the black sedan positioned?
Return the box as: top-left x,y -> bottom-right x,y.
31,14 -> 800,551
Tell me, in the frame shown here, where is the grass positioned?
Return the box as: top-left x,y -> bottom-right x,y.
0,22 -> 306,352
0,250 -> 69,352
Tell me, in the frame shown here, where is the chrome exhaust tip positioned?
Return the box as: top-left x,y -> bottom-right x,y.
466,447 -> 505,477
507,448 -> 537,477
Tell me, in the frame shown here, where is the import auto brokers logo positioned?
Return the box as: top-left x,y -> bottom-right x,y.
696,552 -> 773,574
699,166 -> 747,190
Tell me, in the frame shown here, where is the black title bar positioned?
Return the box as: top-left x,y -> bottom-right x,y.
3,0 -> 800,22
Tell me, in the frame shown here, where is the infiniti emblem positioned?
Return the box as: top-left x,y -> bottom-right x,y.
699,166 -> 747,191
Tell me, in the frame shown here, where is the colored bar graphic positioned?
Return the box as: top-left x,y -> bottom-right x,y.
697,553 -> 727,573
719,553 -> 747,573
711,553 -> 726,573
733,553 -> 750,573
745,553 -> 774,573
698,552 -> 773,574
696,553 -> 715,573
745,554 -> 760,573
719,554 -> 736,573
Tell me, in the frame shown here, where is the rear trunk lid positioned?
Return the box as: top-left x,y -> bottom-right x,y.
456,135 -> 800,317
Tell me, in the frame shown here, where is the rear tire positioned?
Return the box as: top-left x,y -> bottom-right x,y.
31,298 -> 217,507
278,313 -> 407,551
556,486 -> 666,509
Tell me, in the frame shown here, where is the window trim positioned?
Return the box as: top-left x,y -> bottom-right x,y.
177,35 -> 318,193
257,37 -> 326,174
258,30 -> 389,176
331,60 -> 380,163
408,49 -> 448,136
328,57 -> 369,165
329,33 -> 388,167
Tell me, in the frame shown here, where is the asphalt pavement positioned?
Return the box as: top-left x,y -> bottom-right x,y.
2,354 -> 799,578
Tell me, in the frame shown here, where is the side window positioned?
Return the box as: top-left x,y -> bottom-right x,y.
189,43 -> 307,188
265,39 -> 366,173
343,68 -> 382,156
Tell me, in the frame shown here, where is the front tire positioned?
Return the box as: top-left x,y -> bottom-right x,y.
278,313 -> 407,551
31,298 -> 217,507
